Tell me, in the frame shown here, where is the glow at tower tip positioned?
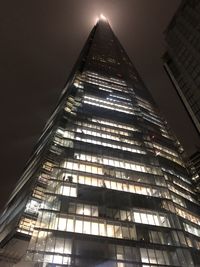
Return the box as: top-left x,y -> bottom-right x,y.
95,17 -> 99,24
95,14 -> 108,24
100,14 -> 107,20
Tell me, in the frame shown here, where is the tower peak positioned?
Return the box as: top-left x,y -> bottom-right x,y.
100,14 -> 107,21
95,14 -> 108,24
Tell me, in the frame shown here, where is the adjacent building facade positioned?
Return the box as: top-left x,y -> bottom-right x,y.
188,150 -> 200,197
1,17 -> 200,267
163,0 -> 200,134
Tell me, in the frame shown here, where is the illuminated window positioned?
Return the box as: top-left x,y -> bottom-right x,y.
140,248 -> 171,265
42,161 -> 54,172
25,199 -> 40,214
84,95 -> 135,115
184,222 -> 200,237
58,185 -> 77,197
32,186 -> 44,200
133,210 -> 170,227
17,217 -> 36,235
175,207 -> 200,225
57,217 -> 67,231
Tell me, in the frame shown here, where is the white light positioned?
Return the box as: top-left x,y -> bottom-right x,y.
100,14 -> 107,20
95,17 -> 99,24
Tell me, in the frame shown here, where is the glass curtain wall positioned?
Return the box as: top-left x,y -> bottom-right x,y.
1,18 -> 200,267
26,66 -> 200,266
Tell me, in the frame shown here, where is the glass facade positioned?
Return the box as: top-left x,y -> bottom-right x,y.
1,17 -> 200,266
188,150 -> 200,199
163,0 -> 200,134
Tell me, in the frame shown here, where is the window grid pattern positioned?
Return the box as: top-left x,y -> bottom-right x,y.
25,69 -> 200,266
23,66 -> 200,266
9,16 -> 198,266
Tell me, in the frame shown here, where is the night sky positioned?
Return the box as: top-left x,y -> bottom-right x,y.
0,0 -> 199,211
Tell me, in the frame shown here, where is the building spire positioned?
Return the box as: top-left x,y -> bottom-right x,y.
100,14 -> 107,21
95,14 -> 108,25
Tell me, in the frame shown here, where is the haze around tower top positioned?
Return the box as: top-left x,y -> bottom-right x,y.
95,14 -> 108,24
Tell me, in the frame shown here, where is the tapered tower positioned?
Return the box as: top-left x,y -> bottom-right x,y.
1,17 -> 200,267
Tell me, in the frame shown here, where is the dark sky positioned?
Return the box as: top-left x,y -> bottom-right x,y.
0,0 -> 199,211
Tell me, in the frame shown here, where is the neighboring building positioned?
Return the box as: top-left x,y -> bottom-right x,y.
189,150 -> 200,195
163,0 -> 200,134
1,17 -> 200,267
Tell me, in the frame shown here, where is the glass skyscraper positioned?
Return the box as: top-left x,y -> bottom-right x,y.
1,17 -> 200,267
163,0 -> 200,135
189,150 -> 200,198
